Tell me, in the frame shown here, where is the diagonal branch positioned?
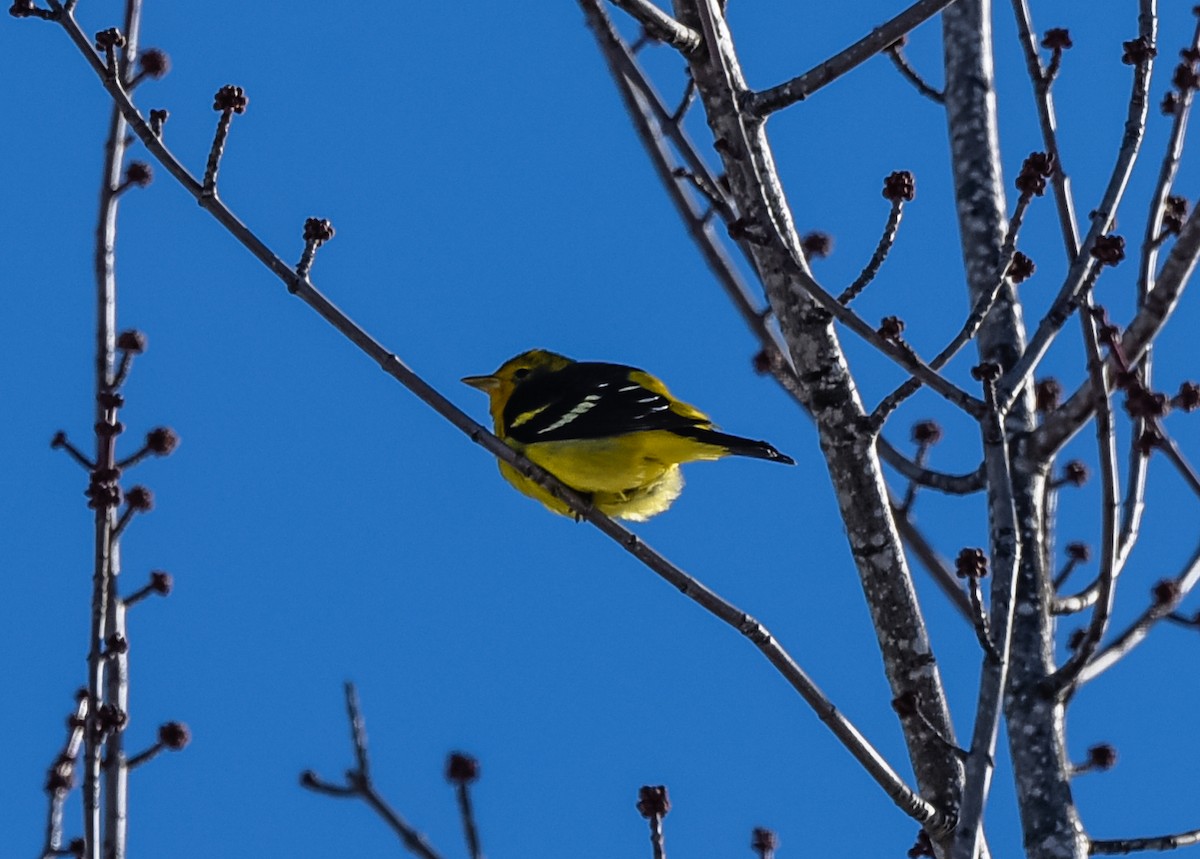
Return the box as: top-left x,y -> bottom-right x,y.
610,0 -> 701,52
746,0 -> 963,115
302,684 -> 445,859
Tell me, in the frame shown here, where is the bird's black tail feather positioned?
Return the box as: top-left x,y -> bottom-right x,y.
676,427 -> 795,465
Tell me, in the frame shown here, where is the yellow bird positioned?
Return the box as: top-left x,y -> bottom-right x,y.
463,349 -> 794,521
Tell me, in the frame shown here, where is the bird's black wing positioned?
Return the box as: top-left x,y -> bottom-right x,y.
502,362 -> 705,444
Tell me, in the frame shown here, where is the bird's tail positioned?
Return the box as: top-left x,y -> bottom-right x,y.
676,427 -> 795,465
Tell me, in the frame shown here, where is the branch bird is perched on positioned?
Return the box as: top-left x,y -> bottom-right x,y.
463,349 -> 794,520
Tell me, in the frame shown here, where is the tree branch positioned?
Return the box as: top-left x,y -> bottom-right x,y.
610,0 -> 701,52
301,684 -> 445,859
746,0 -> 962,115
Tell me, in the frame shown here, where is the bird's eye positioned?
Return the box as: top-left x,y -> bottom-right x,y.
513,368 -> 531,381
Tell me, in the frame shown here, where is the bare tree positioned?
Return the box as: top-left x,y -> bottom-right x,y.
10,1 -> 1200,858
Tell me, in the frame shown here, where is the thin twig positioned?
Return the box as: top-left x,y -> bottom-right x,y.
951,376 -> 1021,859
1091,828 -> 1200,855
746,0 -> 961,115
1158,432 -> 1200,499
302,684 -> 445,859
886,44 -> 945,103
838,197 -> 904,305
1050,303 -> 1121,697
610,0 -> 701,53
41,695 -> 88,859
878,437 -> 985,494
1009,0 -> 1081,257
965,575 -> 1000,662
873,192 -> 1031,425
51,433 -> 95,470
1079,542 -> 1200,685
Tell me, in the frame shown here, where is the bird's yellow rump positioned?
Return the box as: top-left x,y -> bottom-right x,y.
463,349 -> 794,521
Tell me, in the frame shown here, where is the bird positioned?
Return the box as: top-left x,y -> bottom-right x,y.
462,349 -> 794,521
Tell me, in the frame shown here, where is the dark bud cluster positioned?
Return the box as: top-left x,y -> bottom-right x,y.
971,362 -> 1001,383
303,217 -> 336,246
104,633 -> 128,656
911,420 -> 943,445
1162,92 -> 1180,116
1007,251 -> 1036,283
1124,386 -> 1170,420
1173,381 -> 1200,412
1152,579 -> 1181,607
158,721 -> 191,750
1016,151 -> 1055,196
1035,377 -> 1062,412
882,170 -> 915,202
213,84 -> 249,114
150,108 -> 170,129
139,48 -> 170,79
1068,629 -> 1087,650
1136,425 -> 1165,456
94,28 -> 125,51
117,329 -> 147,353
1090,234 -> 1126,266
1162,196 -> 1189,236
1087,743 -> 1118,770
97,392 -> 125,411
801,231 -> 833,259
1121,35 -> 1156,66
149,570 -> 173,595
1173,59 -> 1200,93
878,316 -> 905,341
125,485 -> 154,511
637,785 -> 671,818
446,752 -> 480,784
1066,542 -> 1092,562
1061,460 -> 1089,487
751,828 -> 778,854
146,427 -> 179,455
1041,28 -> 1073,51
752,349 -> 776,376
86,474 -> 121,510
955,547 -> 988,579
96,703 -> 128,734
125,161 -> 153,187
45,759 -> 73,793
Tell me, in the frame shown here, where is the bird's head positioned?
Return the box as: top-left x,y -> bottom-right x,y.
463,349 -> 574,426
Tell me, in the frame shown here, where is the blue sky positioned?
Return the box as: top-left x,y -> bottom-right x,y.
5,2 -> 1200,857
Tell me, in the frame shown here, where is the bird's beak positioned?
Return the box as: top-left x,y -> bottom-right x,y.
462,374 -> 499,392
